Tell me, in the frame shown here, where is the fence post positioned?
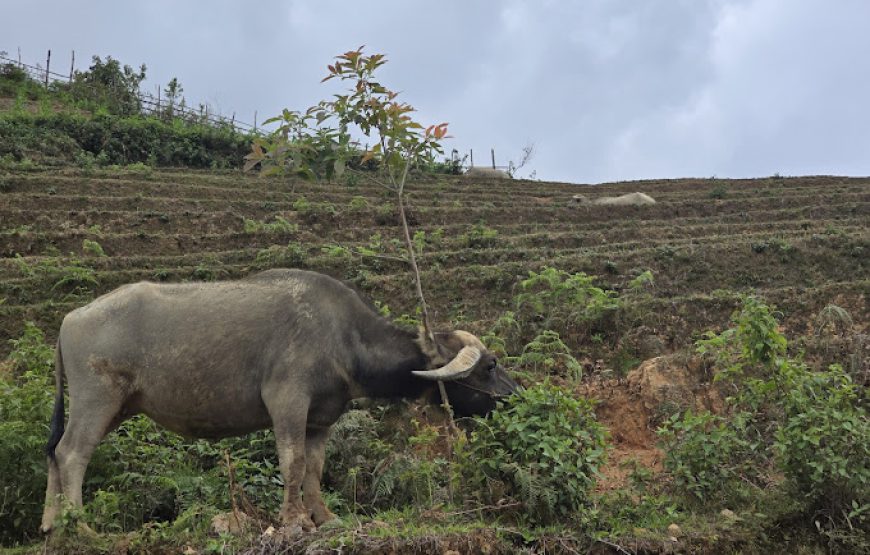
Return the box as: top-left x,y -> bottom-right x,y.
470,149 -> 474,167
253,110 -> 257,132
69,50 -> 75,81
491,148 -> 496,169
45,49 -> 51,88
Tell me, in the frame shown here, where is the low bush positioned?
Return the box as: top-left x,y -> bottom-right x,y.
253,242 -> 307,269
511,330 -> 583,382
660,296 -> 870,550
462,222 -> 498,248
775,363 -> 869,515
514,266 -> 621,342
658,410 -> 769,505
0,323 -> 55,545
460,382 -> 607,525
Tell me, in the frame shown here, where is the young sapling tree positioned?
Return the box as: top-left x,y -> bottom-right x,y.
245,47 -> 455,410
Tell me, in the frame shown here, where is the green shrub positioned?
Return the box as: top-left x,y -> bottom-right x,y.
627,269 -> 655,293
514,267 -> 620,338
666,295 -> 870,548
512,330 -> 583,381
253,242 -> 307,269
7,321 -> 54,375
775,363 -> 869,514
481,311 -> 521,358
82,238 -> 106,257
50,261 -> 98,296
243,215 -> 298,234
0,323 -> 55,545
293,196 -> 337,223
460,383 -> 607,525
348,196 -> 368,210
658,410 -> 768,505
462,222 -> 498,248
322,409 -> 391,511
709,185 -> 727,199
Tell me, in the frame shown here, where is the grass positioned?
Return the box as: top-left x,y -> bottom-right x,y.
0,163 -> 867,553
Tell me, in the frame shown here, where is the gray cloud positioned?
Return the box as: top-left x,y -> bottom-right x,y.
3,0 -> 868,182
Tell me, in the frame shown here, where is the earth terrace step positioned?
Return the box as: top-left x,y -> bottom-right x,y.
3,192 -> 868,228
1,229 -> 864,306
2,268 -> 865,359
2,215 -> 864,263
2,220 -> 864,281
10,167 -> 869,197
9,171 -> 869,204
2,202 -> 866,240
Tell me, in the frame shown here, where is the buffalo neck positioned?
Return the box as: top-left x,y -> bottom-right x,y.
350,322 -> 432,400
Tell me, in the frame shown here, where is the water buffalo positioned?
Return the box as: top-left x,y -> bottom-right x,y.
41,269 -> 518,532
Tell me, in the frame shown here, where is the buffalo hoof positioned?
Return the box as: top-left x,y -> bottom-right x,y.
40,520 -> 97,536
311,507 -> 338,527
280,511 -> 316,534
76,522 -> 99,537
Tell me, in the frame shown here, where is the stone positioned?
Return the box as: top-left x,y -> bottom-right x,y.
210,511 -> 252,535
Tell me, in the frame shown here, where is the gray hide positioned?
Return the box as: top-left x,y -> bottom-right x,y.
40,269 -> 515,533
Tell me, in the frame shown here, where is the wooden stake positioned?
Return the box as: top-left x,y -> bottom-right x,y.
45,49 -> 51,88
69,50 -> 75,81
491,148 -> 496,169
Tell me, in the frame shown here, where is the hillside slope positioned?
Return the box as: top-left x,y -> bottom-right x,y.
2,168 -> 867,357
1,166 -> 868,553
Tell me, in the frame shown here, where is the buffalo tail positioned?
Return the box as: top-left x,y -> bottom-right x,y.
45,339 -> 65,459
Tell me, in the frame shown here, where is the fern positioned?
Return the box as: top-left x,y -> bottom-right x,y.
815,304 -> 853,336
514,266 -> 620,337
513,330 -> 583,381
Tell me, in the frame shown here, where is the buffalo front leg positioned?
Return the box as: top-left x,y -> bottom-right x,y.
303,426 -> 337,526
274,427 -> 315,531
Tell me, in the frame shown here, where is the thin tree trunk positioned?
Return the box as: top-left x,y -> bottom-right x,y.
395,159 -> 457,431
396,173 -> 432,343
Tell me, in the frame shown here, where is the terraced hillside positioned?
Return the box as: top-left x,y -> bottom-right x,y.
2,166 -> 869,552
1,168 -> 867,364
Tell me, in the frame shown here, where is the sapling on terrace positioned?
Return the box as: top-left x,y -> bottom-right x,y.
246,47 -> 460,413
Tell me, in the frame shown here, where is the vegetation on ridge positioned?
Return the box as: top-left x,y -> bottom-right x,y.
0,50 -> 868,554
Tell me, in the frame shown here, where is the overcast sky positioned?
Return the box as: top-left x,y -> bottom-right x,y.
3,0 -> 869,183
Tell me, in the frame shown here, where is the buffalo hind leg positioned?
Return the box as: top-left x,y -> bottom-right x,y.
47,397 -> 124,531
303,426 -> 337,526
40,456 -> 62,532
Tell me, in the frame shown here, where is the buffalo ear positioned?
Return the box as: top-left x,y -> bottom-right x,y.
412,346 -> 481,381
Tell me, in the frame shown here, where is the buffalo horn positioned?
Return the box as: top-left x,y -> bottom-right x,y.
412,346 -> 481,381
